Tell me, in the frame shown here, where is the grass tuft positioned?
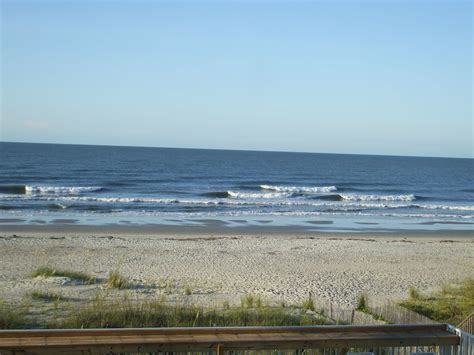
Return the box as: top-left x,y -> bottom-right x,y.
30,290 -> 64,302
0,300 -> 27,329
32,266 -> 97,284
302,293 -> 315,311
409,287 -> 422,301
356,293 -> 368,312
107,270 -> 130,289
241,294 -> 255,308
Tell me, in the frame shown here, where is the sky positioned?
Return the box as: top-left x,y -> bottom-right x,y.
0,0 -> 472,158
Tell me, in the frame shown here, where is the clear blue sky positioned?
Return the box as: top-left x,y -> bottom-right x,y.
1,0 -> 472,158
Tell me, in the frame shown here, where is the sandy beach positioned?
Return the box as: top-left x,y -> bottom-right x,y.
1,225 -> 473,309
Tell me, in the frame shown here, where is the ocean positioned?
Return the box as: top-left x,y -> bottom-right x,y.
0,142 -> 473,231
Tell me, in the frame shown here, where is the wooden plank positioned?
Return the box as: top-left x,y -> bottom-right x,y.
0,324 -> 460,353
0,324 -> 449,338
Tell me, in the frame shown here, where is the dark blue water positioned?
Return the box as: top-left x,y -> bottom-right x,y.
0,142 -> 473,230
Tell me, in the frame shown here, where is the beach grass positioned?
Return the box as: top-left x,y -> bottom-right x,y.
0,300 -> 27,329
241,294 -> 263,308
52,294 -> 328,328
302,293 -> 315,311
356,293 -> 368,312
400,278 -> 474,325
184,286 -> 192,296
32,266 -> 97,284
30,290 -> 64,302
107,270 -> 130,289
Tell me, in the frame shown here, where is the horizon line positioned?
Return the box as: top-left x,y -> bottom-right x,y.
0,140 -> 472,160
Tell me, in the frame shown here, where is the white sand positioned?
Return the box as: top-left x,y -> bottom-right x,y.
0,230 -> 473,307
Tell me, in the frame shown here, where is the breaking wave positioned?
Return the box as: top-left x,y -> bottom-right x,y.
25,185 -> 104,195
339,193 -> 416,202
260,185 -> 337,193
227,191 -> 289,199
0,184 -> 104,195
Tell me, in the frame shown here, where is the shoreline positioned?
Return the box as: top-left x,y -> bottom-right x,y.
1,222 -> 473,237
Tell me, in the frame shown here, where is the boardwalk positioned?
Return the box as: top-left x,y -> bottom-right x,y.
0,324 -> 462,354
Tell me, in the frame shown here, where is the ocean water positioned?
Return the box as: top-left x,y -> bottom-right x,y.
0,142 -> 473,231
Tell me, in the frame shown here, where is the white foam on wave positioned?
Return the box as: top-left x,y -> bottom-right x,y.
25,185 -> 103,195
60,196 -> 182,204
417,204 -> 474,211
339,193 -> 416,202
227,191 -> 288,199
260,185 -> 337,193
2,193 -> 473,214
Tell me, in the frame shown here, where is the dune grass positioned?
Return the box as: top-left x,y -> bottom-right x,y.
399,278 -> 474,325
52,294 -> 328,328
302,293 -> 315,311
32,266 -> 97,284
356,293 -> 368,312
107,270 -> 130,289
0,300 -> 27,329
184,286 -> 192,296
30,290 -> 64,302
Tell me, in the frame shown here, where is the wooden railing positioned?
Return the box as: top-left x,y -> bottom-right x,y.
458,312 -> 474,334
0,324 -> 461,355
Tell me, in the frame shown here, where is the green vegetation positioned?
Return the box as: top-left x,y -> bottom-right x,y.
107,270 -> 130,289
240,294 -> 265,309
355,293 -> 388,322
52,295 -> 329,328
408,287 -> 422,301
400,278 -> 474,325
30,290 -> 64,302
32,266 -> 97,284
184,286 -> 192,296
302,293 -> 315,311
0,300 -> 27,329
356,293 -> 368,312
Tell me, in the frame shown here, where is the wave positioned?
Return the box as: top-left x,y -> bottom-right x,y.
0,185 -> 28,194
339,193 -> 416,202
312,194 -> 344,201
202,191 -> 231,198
24,185 -> 104,195
202,191 -> 289,199
227,191 -> 288,199
1,192 -> 472,213
0,184 -> 105,195
418,204 -> 474,211
48,203 -> 68,209
260,185 -> 337,193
